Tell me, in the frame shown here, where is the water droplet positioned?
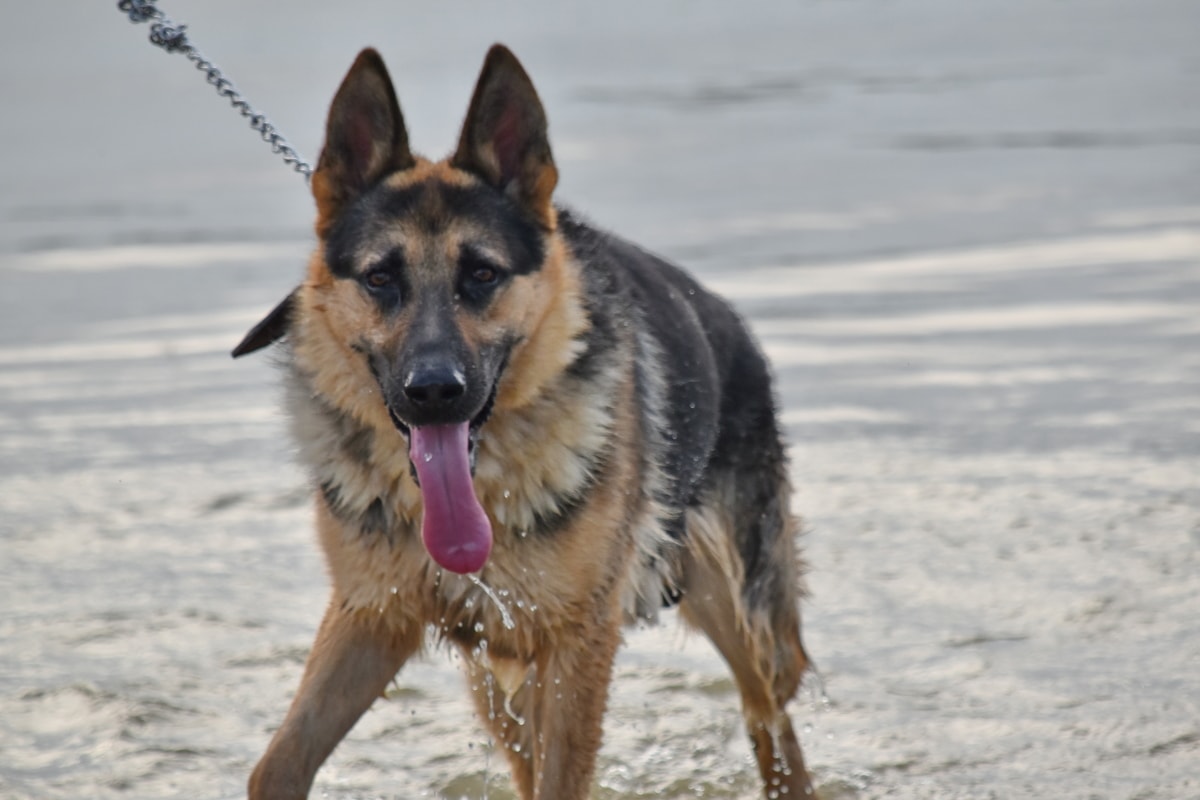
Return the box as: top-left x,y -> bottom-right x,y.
423,452 -> 433,463
502,489 -> 511,499
503,692 -> 526,726
474,621 -> 485,633
484,671 -> 496,722
468,574 -> 516,630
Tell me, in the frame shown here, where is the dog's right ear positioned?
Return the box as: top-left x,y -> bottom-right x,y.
312,48 -> 414,236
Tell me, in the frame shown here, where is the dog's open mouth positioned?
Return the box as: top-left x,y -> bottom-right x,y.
387,382 -> 498,575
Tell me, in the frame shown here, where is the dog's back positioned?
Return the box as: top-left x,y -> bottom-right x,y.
562,210 -> 800,587
563,210 -> 813,782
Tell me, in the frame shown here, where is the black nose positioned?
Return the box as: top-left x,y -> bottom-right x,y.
403,364 -> 466,406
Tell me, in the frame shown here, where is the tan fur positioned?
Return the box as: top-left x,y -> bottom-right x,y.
253,347 -> 645,800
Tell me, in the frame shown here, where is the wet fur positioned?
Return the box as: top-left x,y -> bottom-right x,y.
244,45 -> 816,800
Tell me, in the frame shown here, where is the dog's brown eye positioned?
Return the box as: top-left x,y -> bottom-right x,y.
458,250 -> 506,306
364,270 -> 392,289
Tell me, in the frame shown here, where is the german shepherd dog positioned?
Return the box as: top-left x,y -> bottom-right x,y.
235,45 -> 816,799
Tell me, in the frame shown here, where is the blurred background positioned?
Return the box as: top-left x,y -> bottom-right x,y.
1,1 -> 1197,798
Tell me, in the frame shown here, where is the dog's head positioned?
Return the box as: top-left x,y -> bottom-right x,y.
235,46 -> 584,574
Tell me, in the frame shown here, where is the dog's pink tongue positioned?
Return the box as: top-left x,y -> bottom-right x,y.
410,423 -> 492,574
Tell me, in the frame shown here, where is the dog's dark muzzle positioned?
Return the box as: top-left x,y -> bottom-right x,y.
384,357 -> 490,429
384,366 -> 498,482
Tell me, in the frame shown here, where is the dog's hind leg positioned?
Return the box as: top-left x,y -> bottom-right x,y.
248,601 -> 421,800
678,479 -> 817,799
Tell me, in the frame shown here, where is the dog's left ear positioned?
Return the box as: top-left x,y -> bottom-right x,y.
452,45 -> 558,228
231,289 -> 297,358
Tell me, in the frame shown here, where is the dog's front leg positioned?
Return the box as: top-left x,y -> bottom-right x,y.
529,616 -> 622,800
248,600 -> 420,800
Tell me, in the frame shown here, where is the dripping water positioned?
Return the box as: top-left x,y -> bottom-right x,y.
468,574 -> 516,630
503,690 -> 525,727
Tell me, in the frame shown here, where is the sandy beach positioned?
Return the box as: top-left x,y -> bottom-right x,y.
1,1 -> 1198,798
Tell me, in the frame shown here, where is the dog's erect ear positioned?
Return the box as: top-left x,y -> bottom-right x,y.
231,289 -> 297,358
312,49 -> 414,234
452,44 -> 558,228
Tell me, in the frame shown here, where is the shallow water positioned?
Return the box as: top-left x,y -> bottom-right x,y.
2,1 -> 1199,799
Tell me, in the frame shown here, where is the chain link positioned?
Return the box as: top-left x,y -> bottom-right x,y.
118,0 -> 313,181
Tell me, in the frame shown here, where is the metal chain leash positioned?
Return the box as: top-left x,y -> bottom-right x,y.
118,0 -> 313,181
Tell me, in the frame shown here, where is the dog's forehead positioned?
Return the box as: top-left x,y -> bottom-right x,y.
324,172 -> 543,276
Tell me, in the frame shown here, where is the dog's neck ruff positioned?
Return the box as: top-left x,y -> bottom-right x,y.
283,349 -> 620,556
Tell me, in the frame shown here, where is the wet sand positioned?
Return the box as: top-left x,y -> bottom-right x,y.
1,1 -> 1198,798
